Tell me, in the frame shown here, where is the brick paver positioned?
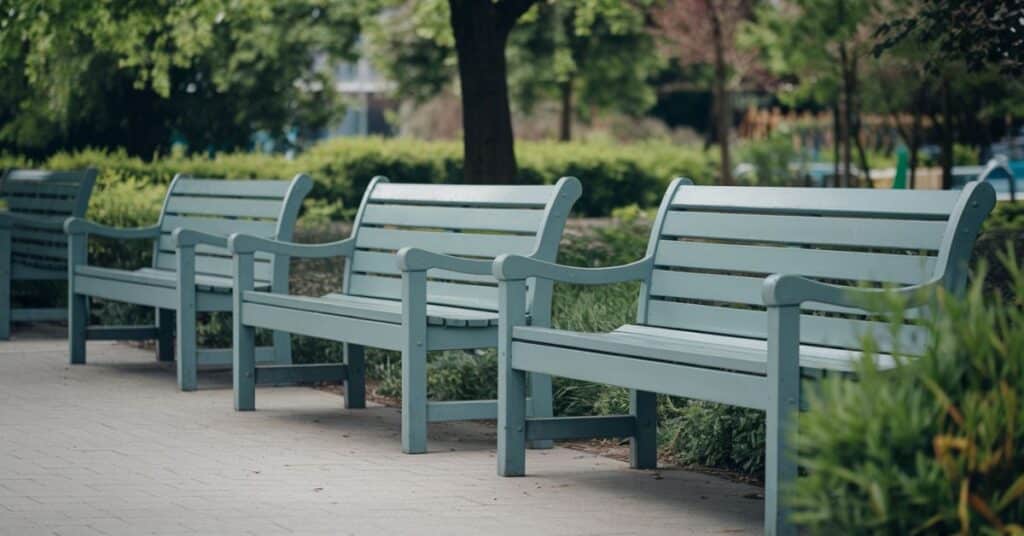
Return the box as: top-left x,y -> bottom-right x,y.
0,328 -> 762,535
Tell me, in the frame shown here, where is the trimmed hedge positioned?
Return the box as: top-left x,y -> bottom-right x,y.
5,138 -> 718,221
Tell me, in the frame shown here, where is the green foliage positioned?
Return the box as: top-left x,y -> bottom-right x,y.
369,0 -> 662,131
15,138 -> 716,219
736,132 -> 800,186
507,1 -> 661,122
0,1 -> 365,156
790,251 -> 1024,534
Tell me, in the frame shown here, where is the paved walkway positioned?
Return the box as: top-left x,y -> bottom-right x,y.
0,327 -> 762,535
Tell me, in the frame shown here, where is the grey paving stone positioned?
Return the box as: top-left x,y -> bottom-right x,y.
0,328 -> 763,535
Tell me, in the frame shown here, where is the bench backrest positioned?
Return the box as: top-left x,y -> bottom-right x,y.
639,179 -> 995,354
153,174 -> 312,284
345,176 -> 581,318
0,168 -> 97,274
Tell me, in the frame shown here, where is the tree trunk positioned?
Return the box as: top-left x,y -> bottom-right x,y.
707,0 -> 733,185
449,0 -> 536,184
558,78 -> 573,142
909,85 -> 925,189
940,76 -> 953,189
832,103 -> 841,188
838,43 -> 853,188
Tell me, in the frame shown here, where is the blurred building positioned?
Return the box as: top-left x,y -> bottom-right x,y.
327,56 -> 395,137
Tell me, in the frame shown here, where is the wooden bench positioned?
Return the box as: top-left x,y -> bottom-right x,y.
0,168 -> 97,339
491,179 -> 996,536
228,176 -> 581,454
64,174 -> 312,391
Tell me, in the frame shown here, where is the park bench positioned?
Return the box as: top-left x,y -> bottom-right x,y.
228,176 -> 581,454
64,173 -> 312,391
492,178 -> 996,536
0,168 -> 97,339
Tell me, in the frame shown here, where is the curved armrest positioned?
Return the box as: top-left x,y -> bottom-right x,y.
0,212 -> 66,230
493,254 -> 654,285
63,217 -> 161,239
396,247 -> 493,275
762,274 -> 943,309
227,233 -> 355,258
173,228 -> 228,248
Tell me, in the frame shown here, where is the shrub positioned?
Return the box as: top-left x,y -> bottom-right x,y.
16,138 -> 717,220
789,250 -> 1024,534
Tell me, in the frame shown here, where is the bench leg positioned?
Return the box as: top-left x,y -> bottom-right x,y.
497,279 -> 528,476
630,390 -> 658,469
271,330 -> 292,365
233,309 -> 256,411
0,232 -> 10,340
176,299 -> 197,392
527,373 -> 553,450
156,308 -> 175,362
344,343 -> 366,409
401,270 -> 428,454
766,305 -> 800,536
68,293 -> 88,365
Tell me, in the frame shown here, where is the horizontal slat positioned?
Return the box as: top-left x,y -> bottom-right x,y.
171,178 -> 292,198
356,227 -> 535,258
10,308 -> 66,322
11,228 -> 67,246
165,196 -> 283,219
3,169 -> 91,184
645,300 -> 928,353
672,185 -> 960,218
347,274 -> 498,311
243,291 -> 497,327
661,210 -> 947,250
154,252 -> 273,280
426,400 -> 497,422
197,347 -> 276,366
511,341 -> 768,410
4,195 -> 76,214
361,204 -> 543,233
160,215 -> 277,238
648,270 -> 920,317
370,183 -> 555,207
241,302 -> 403,351
350,250 -> 496,284
255,364 -> 348,384
0,215 -> 66,230
655,240 -> 936,284
526,416 -> 637,441
1,182 -> 78,197
87,325 -> 160,340
11,264 -> 64,280
10,242 -> 66,261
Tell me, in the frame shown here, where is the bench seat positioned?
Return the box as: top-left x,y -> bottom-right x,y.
77,266 -> 271,293
514,324 -> 897,376
243,291 -> 498,327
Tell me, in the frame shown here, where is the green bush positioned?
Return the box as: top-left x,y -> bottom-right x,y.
17,138 -> 717,220
789,251 -> 1024,534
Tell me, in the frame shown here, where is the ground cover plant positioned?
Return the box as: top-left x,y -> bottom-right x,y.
789,251 -> 1024,534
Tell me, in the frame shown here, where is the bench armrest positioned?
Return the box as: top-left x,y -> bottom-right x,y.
227,233 -> 356,258
173,228 -> 227,248
762,274 -> 943,309
0,212 -> 66,230
396,247 -> 493,275
63,217 -> 161,240
492,254 -> 654,285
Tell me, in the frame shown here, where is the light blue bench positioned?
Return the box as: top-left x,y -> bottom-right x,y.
492,179 -> 996,535
64,174 -> 312,391
228,176 -> 581,454
0,168 -> 97,339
